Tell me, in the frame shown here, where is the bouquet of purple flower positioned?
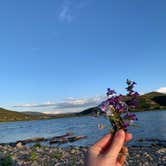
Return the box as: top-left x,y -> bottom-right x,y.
98,79 -> 139,134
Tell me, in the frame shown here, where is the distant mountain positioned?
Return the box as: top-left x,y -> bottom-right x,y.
22,111 -> 45,116
77,107 -> 101,116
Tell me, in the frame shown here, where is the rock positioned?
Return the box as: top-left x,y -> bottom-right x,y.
79,159 -> 84,165
0,152 -> 5,160
70,149 -> 76,154
0,144 -> 165,166
16,137 -> 45,144
54,163 -> 61,166
16,142 -> 23,149
31,161 -> 38,166
156,148 -> 166,154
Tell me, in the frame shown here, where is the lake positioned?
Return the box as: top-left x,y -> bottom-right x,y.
0,110 -> 166,147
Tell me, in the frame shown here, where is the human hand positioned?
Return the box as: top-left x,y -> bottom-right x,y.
86,130 -> 132,166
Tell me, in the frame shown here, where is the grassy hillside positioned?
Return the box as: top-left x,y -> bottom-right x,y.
136,92 -> 166,111
0,108 -> 40,122
79,92 -> 166,115
0,108 -> 79,122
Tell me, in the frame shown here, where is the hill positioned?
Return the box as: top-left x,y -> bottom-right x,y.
78,92 -> 166,115
0,108 -> 78,122
0,92 -> 166,122
77,107 -> 101,116
22,111 -> 45,116
136,92 -> 166,111
0,108 -> 40,122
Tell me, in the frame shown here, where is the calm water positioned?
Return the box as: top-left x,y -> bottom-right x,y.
0,110 -> 166,146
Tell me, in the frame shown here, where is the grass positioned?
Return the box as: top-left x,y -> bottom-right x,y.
30,151 -> 38,161
54,150 -> 62,160
0,107 -> 39,122
0,155 -> 13,166
33,143 -> 42,148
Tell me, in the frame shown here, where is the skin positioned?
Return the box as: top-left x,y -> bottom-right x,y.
86,130 -> 132,166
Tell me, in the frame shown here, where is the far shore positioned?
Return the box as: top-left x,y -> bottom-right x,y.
0,108 -> 166,123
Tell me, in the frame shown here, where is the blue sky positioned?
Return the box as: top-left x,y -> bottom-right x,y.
0,0 -> 166,113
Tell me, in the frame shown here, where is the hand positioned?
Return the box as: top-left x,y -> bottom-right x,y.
86,130 -> 132,166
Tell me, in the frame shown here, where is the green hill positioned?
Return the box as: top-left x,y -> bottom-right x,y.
136,92 -> 166,111
79,92 -> 166,115
141,92 -> 166,99
0,108 -> 40,122
0,108 -> 79,122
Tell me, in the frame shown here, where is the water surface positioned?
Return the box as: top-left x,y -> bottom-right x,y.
0,110 -> 165,146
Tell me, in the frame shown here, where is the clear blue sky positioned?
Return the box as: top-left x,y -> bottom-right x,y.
0,0 -> 165,113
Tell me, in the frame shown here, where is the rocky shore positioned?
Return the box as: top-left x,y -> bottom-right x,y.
0,144 -> 166,166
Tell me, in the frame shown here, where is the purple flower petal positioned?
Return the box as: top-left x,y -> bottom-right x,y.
106,89 -> 116,96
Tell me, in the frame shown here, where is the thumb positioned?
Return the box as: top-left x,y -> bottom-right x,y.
105,129 -> 125,159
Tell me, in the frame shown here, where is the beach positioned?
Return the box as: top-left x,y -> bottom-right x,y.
0,144 -> 166,166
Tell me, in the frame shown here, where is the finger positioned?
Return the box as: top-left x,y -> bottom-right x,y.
121,146 -> 128,154
125,133 -> 132,143
89,134 -> 112,155
105,130 -> 125,159
116,155 -> 127,166
116,147 -> 128,166
89,132 -> 132,157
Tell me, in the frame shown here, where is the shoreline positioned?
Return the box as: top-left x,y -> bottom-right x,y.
0,144 -> 165,166
0,109 -> 166,123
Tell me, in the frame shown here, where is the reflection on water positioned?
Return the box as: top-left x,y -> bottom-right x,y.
0,110 -> 166,146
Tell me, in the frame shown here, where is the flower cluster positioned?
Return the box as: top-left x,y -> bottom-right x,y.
98,79 -> 139,132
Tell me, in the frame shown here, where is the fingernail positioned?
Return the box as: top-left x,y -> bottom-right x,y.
115,129 -> 125,137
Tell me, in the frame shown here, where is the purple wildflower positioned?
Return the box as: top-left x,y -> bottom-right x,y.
126,79 -> 136,95
106,88 -> 116,96
123,112 -> 138,121
98,100 -> 110,112
122,121 -> 130,129
129,98 -> 138,108
125,80 -> 139,109
98,79 -> 139,132
122,120 -> 135,129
